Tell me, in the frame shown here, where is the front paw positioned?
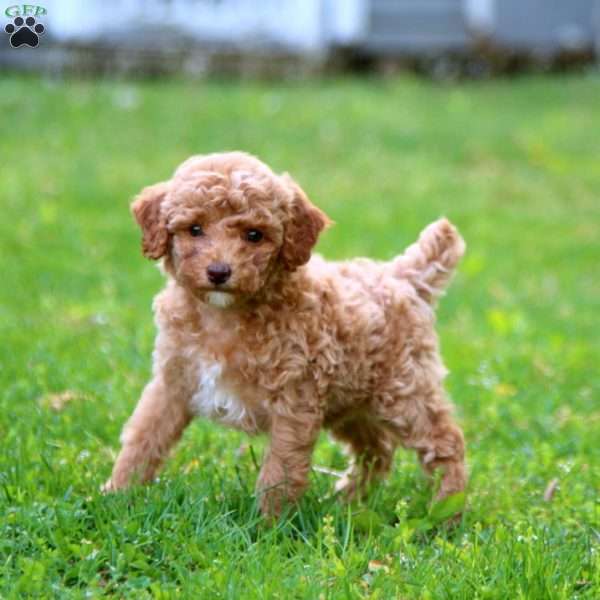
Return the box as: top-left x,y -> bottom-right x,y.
100,471 -> 131,494
100,478 -> 123,494
100,478 -> 115,494
257,481 -> 286,518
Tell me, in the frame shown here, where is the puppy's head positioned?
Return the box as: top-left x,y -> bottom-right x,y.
131,152 -> 330,307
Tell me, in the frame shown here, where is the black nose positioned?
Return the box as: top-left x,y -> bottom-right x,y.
207,262 -> 231,285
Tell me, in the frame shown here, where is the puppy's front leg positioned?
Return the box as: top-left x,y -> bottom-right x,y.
257,405 -> 322,517
103,377 -> 192,491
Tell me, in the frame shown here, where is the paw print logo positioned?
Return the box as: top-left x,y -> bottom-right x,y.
5,16 -> 45,48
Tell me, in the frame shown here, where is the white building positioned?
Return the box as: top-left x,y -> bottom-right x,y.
2,1 -> 598,73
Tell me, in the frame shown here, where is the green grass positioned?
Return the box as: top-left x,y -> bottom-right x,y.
0,73 -> 598,599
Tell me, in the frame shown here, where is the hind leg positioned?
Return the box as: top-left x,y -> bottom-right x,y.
331,416 -> 396,500
418,417 -> 466,502
388,389 -> 466,502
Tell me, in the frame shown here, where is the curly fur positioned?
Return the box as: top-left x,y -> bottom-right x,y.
104,151 -> 467,516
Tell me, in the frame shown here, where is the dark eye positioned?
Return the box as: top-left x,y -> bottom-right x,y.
245,229 -> 263,243
189,225 -> 203,237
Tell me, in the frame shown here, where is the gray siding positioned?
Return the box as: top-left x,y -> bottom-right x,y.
365,0 -> 468,53
490,0 -> 596,53
357,0 -> 598,57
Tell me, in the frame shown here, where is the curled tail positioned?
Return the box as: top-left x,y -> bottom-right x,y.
393,218 -> 466,304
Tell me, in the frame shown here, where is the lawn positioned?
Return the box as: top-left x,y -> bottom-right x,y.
0,72 -> 598,598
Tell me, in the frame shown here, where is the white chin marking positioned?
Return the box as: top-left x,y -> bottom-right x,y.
206,291 -> 235,308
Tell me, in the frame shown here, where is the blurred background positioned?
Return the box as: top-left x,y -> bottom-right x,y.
1,0 -> 599,78
1,2 -> 599,596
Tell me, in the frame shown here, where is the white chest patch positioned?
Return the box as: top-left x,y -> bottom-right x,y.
206,291 -> 235,308
190,358 -> 250,429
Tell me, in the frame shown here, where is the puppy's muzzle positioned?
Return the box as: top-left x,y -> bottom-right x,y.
207,262 -> 232,285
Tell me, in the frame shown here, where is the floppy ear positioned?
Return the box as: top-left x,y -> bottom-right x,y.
130,182 -> 170,260
280,174 -> 331,271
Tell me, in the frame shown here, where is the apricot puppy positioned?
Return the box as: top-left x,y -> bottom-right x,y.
104,152 -> 467,516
